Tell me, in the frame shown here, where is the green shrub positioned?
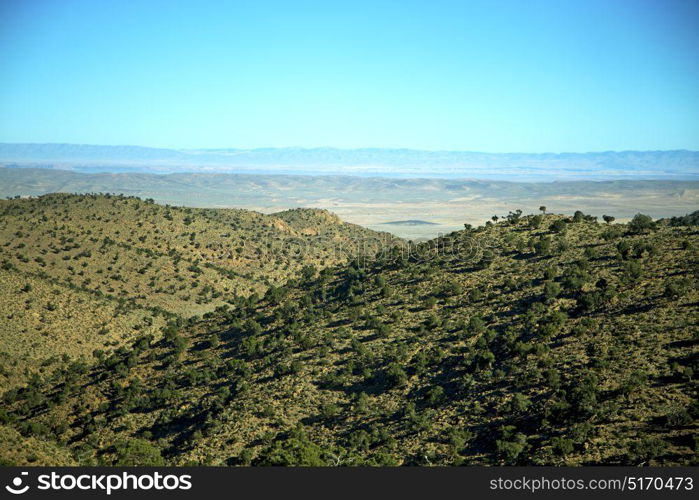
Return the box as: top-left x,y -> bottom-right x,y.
257,427 -> 325,466
114,439 -> 165,466
496,426 -> 528,464
628,214 -> 656,234
550,220 -> 567,233
551,436 -> 574,456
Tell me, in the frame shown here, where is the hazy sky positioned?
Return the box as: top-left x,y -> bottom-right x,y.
0,0 -> 697,152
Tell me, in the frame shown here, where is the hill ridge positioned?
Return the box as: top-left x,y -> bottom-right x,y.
1,208 -> 696,466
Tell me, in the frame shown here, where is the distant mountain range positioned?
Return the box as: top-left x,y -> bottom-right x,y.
382,220 -> 439,226
1,143 -> 697,180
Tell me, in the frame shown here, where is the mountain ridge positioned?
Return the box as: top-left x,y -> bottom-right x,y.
2,143 -> 698,181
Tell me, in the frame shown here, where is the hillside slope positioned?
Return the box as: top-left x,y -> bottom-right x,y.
1,210 -> 696,466
0,194 -> 393,388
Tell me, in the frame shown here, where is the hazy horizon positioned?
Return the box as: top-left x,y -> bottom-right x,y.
3,141 -> 699,155
3,143 -> 698,182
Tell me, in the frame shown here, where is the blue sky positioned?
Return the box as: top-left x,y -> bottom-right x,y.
0,0 -> 697,152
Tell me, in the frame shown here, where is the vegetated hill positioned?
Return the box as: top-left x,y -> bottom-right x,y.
0,194 -> 394,388
3,168 -> 698,240
1,210 -> 696,467
665,210 -> 699,227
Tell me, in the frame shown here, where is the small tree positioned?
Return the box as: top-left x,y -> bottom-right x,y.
355,392 -> 370,414
507,393 -> 531,413
208,333 -> 220,349
467,316 -> 486,335
543,281 -> 561,302
386,363 -> 408,388
628,214 -> 656,234
425,385 -> 445,406
550,220 -> 567,234
551,436 -> 574,457
664,277 -> 692,299
114,439 -> 165,466
602,215 -> 615,225
619,369 -> 647,399
616,240 -> 632,260
300,264 -> 317,282
375,322 -> 392,339
496,426 -> 528,464
627,437 -> 667,464
533,236 -> 552,256
622,261 -> 642,283
528,215 -> 543,229
539,206 -> 546,214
